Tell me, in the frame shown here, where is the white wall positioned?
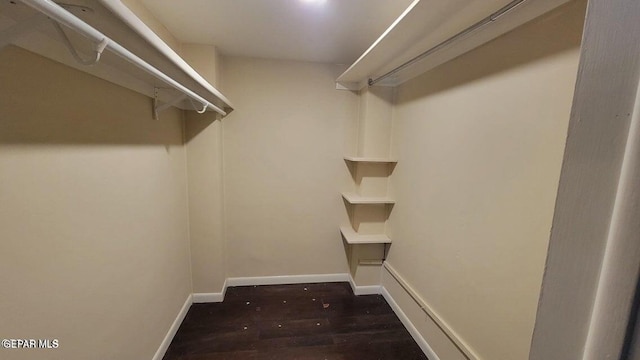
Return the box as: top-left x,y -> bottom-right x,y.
0,46 -> 192,360
222,57 -> 357,278
384,1 -> 586,359
122,0 -> 182,52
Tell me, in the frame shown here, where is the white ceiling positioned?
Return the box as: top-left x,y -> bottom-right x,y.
140,0 -> 415,64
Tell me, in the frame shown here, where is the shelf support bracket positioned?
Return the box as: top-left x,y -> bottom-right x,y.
51,20 -> 108,66
153,88 -> 187,120
0,13 -> 47,50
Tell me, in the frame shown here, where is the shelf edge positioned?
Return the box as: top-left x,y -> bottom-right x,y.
341,192 -> 395,205
344,156 -> 398,163
340,226 -> 392,244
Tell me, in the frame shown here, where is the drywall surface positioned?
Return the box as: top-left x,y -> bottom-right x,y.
121,0 -> 182,53
185,111 -> 226,293
184,112 -> 226,294
356,86 -> 394,158
182,45 -> 227,294
385,1 -> 586,359
382,268 -> 467,360
181,44 -> 222,88
0,47 -> 192,360
222,57 -> 357,277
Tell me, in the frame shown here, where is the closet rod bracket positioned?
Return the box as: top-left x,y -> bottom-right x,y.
52,20 -> 108,65
188,97 -> 208,114
153,87 -> 187,120
152,88 -> 213,119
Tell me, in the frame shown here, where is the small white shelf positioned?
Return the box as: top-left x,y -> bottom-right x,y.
344,156 -> 397,164
341,192 -> 395,205
340,226 -> 391,245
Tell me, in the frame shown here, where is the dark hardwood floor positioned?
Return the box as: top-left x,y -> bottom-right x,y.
163,282 -> 428,360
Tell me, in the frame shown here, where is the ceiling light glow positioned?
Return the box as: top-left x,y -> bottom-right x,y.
300,0 -> 327,4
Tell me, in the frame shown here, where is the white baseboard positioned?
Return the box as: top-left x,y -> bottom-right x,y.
226,273 -> 382,295
353,284 -> 382,295
193,280 -> 227,303
152,294 -> 192,360
194,275 -> 352,303
226,273 -> 350,287
382,286 -> 440,360
347,274 -> 382,295
192,291 -> 224,303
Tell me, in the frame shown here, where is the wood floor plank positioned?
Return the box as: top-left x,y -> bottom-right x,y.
163,282 -> 428,360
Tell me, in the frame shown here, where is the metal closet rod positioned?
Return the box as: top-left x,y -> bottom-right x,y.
368,0 -> 527,86
19,0 -> 226,116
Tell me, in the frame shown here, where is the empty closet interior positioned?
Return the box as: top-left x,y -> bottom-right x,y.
2,0 -> 640,359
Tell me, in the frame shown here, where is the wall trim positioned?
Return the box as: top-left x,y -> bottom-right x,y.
226,273 -> 350,287
193,280 -> 227,303
347,273 -> 382,295
382,286 -> 440,360
352,284 -> 382,296
383,262 -> 479,359
152,294 -> 192,360
192,292 -> 224,303
225,272 -> 383,296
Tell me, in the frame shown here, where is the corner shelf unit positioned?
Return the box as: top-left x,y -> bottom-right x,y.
341,192 -> 395,205
340,226 -> 391,245
0,0 -> 233,117
339,89 -> 396,286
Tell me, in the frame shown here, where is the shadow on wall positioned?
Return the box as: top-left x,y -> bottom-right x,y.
344,160 -> 396,183
396,0 -> 587,105
0,45 -> 194,146
184,112 -> 217,143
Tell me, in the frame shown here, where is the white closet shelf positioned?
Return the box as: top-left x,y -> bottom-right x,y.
340,226 -> 391,245
337,0 -> 571,89
0,0 -> 233,116
344,156 -> 397,163
341,192 -> 395,205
